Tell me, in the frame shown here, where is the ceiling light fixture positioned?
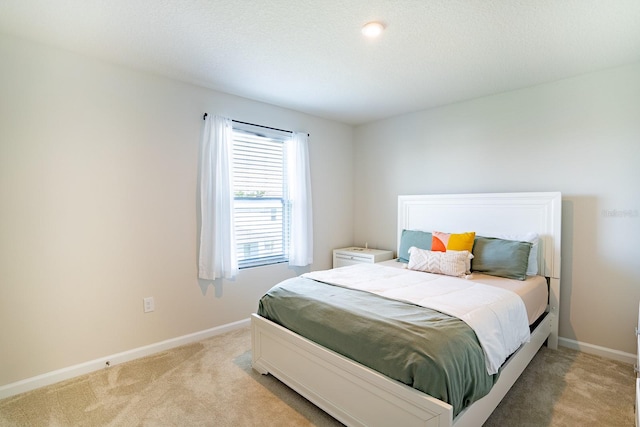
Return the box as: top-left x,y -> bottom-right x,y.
361,21 -> 385,38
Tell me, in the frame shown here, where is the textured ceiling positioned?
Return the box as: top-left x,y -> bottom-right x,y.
1,0 -> 639,125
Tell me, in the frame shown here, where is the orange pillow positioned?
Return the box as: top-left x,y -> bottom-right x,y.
432,231 -> 475,252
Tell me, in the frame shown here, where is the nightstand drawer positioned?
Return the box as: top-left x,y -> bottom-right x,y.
334,253 -> 373,267
333,247 -> 393,268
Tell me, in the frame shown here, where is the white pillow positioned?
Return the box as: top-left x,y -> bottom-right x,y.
480,232 -> 539,276
407,246 -> 473,278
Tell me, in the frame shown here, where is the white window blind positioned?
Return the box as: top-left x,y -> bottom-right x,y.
232,129 -> 290,268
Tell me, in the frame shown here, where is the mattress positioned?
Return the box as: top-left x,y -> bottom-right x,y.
378,259 -> 549,325
257,276 -> 497,417
257,262 -> 547,416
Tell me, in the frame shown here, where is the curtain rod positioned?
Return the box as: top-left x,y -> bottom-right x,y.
202,113 -> 309,137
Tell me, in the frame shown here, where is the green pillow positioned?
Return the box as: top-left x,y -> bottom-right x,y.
471,237 -> 532,280
398,229 -> 432,263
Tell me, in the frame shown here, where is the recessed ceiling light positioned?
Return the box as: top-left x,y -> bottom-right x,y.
362,22 -> 385,38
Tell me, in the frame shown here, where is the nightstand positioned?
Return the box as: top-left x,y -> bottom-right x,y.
333,247 -> 394,268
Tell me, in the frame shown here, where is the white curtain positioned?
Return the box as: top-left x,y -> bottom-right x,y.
199,115 -> 238,280
287,132 -> 313,266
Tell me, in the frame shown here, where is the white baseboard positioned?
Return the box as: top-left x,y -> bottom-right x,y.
0,318 -> 250,400
559,337 -> 636,365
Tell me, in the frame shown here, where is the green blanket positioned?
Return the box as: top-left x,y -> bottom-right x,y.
257,276 -> 498,417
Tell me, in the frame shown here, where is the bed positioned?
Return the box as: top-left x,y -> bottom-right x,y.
252,192 -> 561,427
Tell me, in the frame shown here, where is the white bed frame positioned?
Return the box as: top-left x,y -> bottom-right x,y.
252,192 -> 561,427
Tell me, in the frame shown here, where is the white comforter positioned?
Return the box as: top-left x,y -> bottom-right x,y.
302,263 -> 530,375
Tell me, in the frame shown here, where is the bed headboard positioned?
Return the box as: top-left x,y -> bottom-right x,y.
397,192 -> 562,279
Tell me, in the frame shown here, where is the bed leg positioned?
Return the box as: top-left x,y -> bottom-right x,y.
546,278 -> 560,350
252,365 -> 269,375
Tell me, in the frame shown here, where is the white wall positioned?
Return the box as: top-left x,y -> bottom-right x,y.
0,33 -> 354,388
353,63 -> 640,356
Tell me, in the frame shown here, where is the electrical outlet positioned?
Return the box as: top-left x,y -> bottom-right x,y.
143,297 -> 154,313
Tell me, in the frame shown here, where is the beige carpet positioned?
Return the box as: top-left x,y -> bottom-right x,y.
0,327 -> 634,426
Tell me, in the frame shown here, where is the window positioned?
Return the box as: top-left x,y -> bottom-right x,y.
232,127 -> 290,268
199,115 -> 311,280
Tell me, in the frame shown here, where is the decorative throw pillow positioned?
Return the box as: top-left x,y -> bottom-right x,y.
432,231 -> 475,273
407,246 -> 472,278
432,231 -> 476,252
397,229 -> 432,263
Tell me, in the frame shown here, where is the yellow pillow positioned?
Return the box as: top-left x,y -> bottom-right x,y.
432,231 -> 475,252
